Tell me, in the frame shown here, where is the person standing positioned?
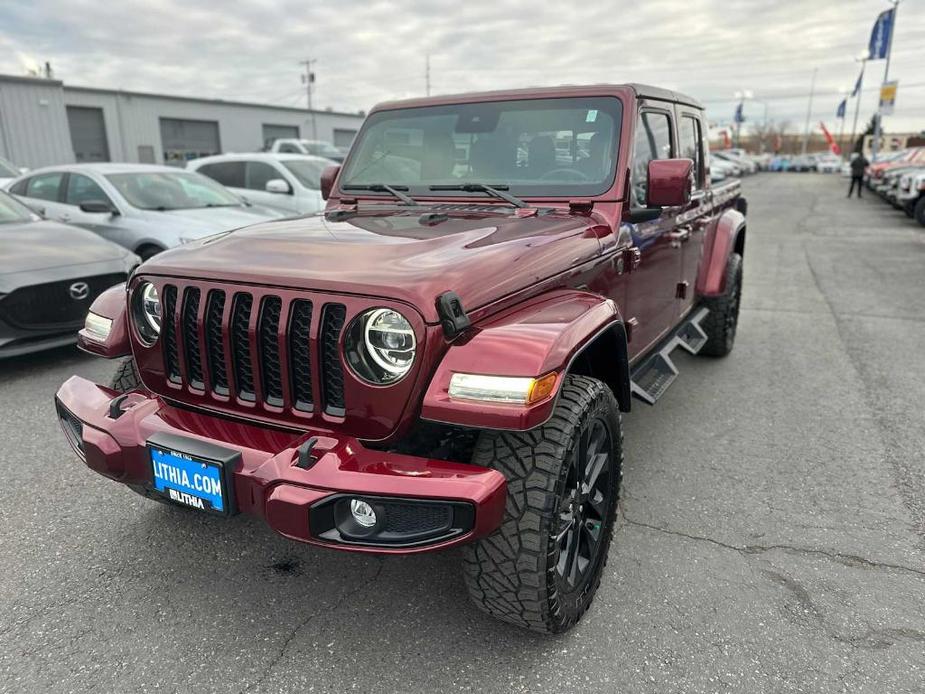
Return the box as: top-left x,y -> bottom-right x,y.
848,152 -> 869,198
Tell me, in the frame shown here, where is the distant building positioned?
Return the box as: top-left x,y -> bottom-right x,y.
0,74 -> 365,169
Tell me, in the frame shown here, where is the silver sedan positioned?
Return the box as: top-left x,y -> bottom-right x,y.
6,163 -> 286,260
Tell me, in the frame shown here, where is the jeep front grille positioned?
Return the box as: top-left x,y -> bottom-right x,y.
159,283 -> 347,416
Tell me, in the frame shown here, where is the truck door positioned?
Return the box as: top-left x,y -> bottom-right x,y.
675,111 -> 710,318
623,106 -> 683,361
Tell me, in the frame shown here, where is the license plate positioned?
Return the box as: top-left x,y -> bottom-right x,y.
146,433 -> 238,515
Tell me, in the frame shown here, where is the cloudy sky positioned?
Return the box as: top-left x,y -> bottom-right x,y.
1,0 -> 922,135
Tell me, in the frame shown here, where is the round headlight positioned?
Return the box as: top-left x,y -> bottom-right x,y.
345,308 -> 416,384
132,281 -> 161,345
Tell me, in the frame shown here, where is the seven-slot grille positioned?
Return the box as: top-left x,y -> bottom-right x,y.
158,283 -> 348,416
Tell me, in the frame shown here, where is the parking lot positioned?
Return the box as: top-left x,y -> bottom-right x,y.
1,172 -> 924,693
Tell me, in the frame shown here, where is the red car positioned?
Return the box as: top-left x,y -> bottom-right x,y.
56,84 -> 746,633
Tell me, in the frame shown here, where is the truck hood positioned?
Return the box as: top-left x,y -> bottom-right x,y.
141,207 -> 606,322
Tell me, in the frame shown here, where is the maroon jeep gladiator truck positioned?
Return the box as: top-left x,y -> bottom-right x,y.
55,84 -> 746,634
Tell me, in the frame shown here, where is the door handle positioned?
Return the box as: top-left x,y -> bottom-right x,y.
59,214 -> 71,222
669,227 -> 691,247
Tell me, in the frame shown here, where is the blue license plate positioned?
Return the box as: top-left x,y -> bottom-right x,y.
149,444 -> 227,513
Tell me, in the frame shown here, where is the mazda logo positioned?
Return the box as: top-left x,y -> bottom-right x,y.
68,282 -> 90,301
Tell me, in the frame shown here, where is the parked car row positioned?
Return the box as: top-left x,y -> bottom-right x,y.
767,152 -> 841,173
865,147 -> 925,226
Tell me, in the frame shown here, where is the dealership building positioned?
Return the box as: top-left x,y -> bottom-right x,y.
0,74 -> 366,170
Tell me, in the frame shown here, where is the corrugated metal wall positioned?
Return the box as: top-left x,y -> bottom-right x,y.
0,75 -> 364,169
64,87 -> 364,165
0,77 -> 75,168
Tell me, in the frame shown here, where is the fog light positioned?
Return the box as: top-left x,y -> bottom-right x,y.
350,499 -> 377,528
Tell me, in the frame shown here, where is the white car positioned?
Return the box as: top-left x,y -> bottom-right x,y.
7,163 -> 284,260
267,139 -> 345,162
0,156 -> 25,189
188,153 -> 336,216
815,155 -> 842,174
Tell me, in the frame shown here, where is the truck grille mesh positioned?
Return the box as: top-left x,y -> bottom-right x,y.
288,300 -> 314,411
320,304 -> 347,415
231,293 -> 255,401
162,285 -> 181,383
156,283 -> 350,418
181,287 -> 203,389
204,290 -> 228,395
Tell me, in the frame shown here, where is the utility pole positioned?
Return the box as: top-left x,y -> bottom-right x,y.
871,0 -> 900,162
300,58 -> 317,140
425,53 -> 431,97
801,68 -> 817,155
849,57 -> 867,155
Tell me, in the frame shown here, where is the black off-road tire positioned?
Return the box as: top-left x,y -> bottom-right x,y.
915,197 -> 925,227
699,252 -> 743,357
108,359 -> 171,506
109,357 -> 141,393
462,375 -> 623,634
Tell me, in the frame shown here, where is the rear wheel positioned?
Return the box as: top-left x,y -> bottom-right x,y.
699,252 -> 743,357
462,375 -> 623,634
109,357 -> 141,393
136,244 -> 164,262
915,197 -> 925,227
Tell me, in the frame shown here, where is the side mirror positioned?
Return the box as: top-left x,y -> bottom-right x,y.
79,200 -> 116,215
646,158 -> 694,207
265,178 -> 291,195
320,164 -> 341,200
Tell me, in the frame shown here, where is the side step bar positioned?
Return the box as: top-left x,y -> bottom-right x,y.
630,307 -> 709,405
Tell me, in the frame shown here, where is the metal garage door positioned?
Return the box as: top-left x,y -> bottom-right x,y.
67,106 -> 110,162
262,124 -> 299,149
333,128 -> 357,149
159,118 -> 220,166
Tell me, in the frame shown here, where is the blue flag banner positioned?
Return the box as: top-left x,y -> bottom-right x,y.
868,8 -> 894,60
734,102 -> 744,124
836,99 -> 846,119
851,71 -> 863,97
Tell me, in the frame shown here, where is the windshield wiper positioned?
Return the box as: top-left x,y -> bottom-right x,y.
342,183 -> 417,206
429,183 -> 529,208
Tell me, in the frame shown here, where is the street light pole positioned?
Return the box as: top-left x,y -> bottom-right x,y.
849,56 -> 867,156
300,58 -> 317,140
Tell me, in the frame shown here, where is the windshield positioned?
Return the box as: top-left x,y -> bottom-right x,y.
340,96 -> 623,198
0,159 -> 18,178
0,190 -> 36,224
301,141 -> 342,158
282,159 -> 329,189
105,171 -> 242,210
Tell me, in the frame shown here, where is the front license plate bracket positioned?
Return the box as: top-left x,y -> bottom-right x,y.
146,431 -> 240,515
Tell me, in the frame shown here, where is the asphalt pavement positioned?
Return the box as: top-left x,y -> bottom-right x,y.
1,172 -> 924,693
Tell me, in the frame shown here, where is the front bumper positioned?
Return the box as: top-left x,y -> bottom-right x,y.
54,376 -> 507,554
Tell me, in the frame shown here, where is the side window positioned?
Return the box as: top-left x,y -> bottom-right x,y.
679,116 -> 704,189
278,143 -> 299,153
245,161 -> 279,191
25,172 -> 64,202
197,161 -> 245,188
631,111 -> 672,205
65,174 -> 112,206
9,178 -> 28,195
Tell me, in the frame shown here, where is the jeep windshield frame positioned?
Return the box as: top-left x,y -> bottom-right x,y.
339,96 -> 623,201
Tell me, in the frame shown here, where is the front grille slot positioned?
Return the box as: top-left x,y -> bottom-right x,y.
288,299 -> 314,411
258,296 -> 284,407
230,293 -> 255,401
162,285 -> 181,384
205,290 -> 228,395
181,287 -> 203,389
320,303 -> 347,416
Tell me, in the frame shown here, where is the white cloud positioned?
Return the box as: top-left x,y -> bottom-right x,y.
0,0 -> 921,132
